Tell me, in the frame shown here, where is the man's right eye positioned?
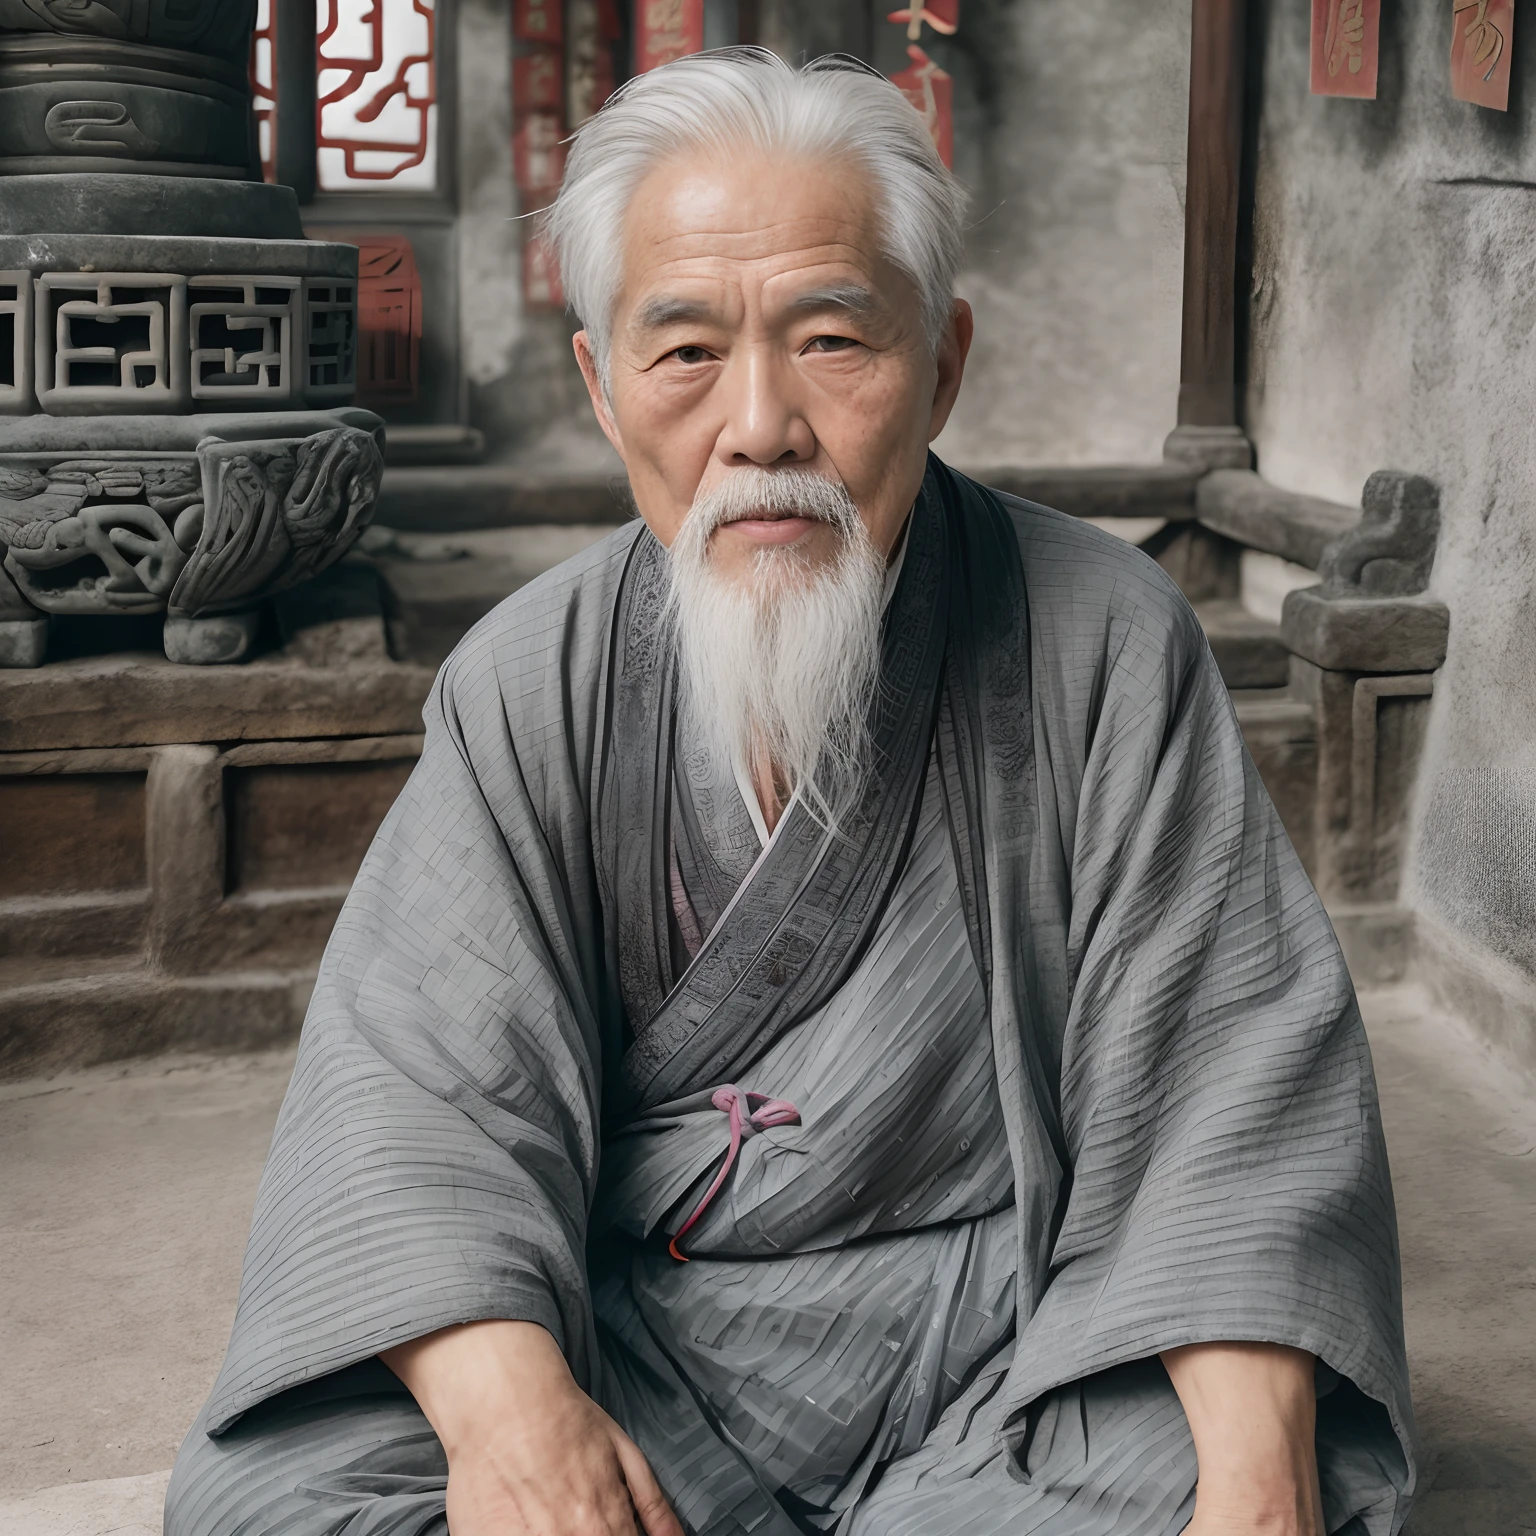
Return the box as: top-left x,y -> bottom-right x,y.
672,346 -> 713,364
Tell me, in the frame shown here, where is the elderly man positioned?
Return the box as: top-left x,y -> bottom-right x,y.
168,48 -> 1414,1536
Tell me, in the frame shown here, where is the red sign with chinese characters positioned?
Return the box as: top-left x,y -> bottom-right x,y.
891,45 -> 953,167
1451,0 -> 1514,110
513,47 -> 562,112
513,0 -> 561,44
512,36 -> 563,200
1310,0 -> 1381,98
355,237 -> 422,406
635,0 -> 704,73
514,110 -> 566,197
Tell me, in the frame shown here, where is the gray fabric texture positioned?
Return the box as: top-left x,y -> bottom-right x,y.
167,458 -> 1415,1536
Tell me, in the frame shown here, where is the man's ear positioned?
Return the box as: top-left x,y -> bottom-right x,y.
927,298 -> 973,443
573,331 -> 624,457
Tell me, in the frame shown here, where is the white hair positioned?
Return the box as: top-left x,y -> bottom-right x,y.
541,47 -> 967,389
665,466 -> 886,828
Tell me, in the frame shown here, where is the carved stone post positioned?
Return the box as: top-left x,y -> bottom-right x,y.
1282,471 -> 1450,982
0,2 -> 383,666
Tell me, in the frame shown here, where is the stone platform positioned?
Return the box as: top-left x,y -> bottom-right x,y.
0,602 -> 433,1080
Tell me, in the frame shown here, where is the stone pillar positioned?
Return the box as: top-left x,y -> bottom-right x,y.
0,2 -> 383,666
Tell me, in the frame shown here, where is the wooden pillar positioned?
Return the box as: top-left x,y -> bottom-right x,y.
1165,0 -> 1252,469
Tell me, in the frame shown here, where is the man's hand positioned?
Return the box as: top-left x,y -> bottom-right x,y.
1161,1341 -> 1325,1536
382,1319 -> 683,1536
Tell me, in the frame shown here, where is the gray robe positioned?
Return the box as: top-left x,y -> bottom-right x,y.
166,458 -> 1415,1536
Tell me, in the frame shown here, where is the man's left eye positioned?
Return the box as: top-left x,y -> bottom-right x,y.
671,346 -> 713,364
805,335 -> 860,353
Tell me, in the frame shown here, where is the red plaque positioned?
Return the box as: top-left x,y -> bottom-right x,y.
635,0 -> 703,73
513,0 -> 562,44
1452,0 -> 1514,110
891,44 -> 953,167
514,110 -> 566,195
1310,0 -> 1381,98
514,47 -> 563,113
354,238 -> 422,406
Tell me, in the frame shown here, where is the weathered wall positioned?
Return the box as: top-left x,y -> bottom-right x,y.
921,0 -> 1191,468
455,0 -> 620,474
458,0 -> 1191,472
1246,0 -> 1536,1046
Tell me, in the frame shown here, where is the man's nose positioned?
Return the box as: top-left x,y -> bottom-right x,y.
714,348 -> 816,465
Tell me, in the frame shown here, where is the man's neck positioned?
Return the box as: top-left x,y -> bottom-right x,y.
749,739 -> 787,836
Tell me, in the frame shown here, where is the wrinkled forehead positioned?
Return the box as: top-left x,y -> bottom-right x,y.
613,147 -> 910,325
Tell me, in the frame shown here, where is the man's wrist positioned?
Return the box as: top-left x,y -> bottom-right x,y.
1161,1342 -> 1323,1535
1191,1485 -> 1321,1536
381,1319 -> 571,1457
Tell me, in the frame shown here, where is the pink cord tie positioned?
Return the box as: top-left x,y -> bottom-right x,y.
668,1085 -> 801,1262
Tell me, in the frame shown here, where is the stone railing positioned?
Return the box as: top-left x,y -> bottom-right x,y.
1037,461 -> 1450,986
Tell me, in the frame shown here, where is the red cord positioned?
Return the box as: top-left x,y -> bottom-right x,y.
668,1086 -> 801,1261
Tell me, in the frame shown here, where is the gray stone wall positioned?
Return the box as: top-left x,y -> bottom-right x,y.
926,0 -> 1191,468
1245,2 -> 1536,1009
459,0 -> 1191,473
453,0 -> 618,475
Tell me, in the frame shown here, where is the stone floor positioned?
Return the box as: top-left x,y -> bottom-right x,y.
0,985 -> 1532,1535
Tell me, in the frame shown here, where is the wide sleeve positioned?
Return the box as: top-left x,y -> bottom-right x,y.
1009,577 -> 1416,1522
202,616 -> 610,1436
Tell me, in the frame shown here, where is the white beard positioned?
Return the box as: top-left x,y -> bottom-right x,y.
664,467 -> 887,827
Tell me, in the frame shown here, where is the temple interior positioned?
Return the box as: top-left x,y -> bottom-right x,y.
2,1 -> 1535,1531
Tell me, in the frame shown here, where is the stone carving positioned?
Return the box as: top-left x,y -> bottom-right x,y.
173,426 -> 382,614
1,457 -> 198,612
189,276 -> 299,401
35,272 -> 186,412
44,97 -> 159,154
0,35 -> 252,178
0,0 -> 383,666
0,425 -> 381,621
1284,470 -> 1450,675
1318,470 -> 1440,597
0,0 -> 254,60
0,270 -> 28,411
303,280 -> 357,404
6,269 -> 355,415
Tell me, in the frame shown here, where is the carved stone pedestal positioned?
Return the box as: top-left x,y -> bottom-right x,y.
0,0 -> 385,666
0,173 -> 383,664
0,1 -> 416,1067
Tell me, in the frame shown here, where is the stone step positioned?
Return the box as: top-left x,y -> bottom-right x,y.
367,525 -> 619,668
1195,598 -> 1291,690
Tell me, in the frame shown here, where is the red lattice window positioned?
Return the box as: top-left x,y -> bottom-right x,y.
316,0 -> 438,190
